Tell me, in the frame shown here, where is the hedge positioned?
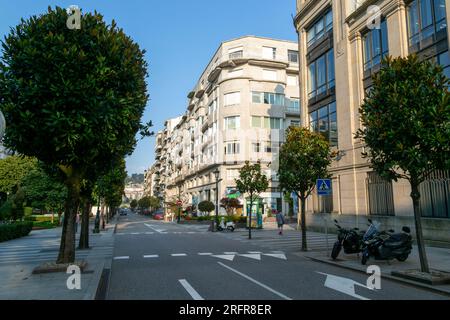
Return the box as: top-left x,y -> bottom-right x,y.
0,222 -> 33,242
24,215 -> 54,223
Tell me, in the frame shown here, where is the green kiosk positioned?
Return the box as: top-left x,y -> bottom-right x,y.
246,198 -> 264,229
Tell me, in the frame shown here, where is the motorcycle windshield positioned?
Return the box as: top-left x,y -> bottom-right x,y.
363,222 -> 380,241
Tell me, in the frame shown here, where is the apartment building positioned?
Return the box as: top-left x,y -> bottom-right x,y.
294,0 -> 449,245
154,36 -> 300,216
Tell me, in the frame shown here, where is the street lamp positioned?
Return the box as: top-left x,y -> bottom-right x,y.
213,168 -> 221,232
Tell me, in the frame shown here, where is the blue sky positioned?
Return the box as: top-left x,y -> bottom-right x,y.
0,0 -> 298,175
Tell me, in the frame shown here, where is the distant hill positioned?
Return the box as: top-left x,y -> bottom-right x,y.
125,173 -> 145,185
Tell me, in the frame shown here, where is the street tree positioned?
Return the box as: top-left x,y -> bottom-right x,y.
198,200 -> 215,215
138,197 -> 152,210
21,165 -> 68,222
236,161 -> 269,239
148,196 -> 161,211
130,199 -> 138,211
355,55 -> 450,273
278,127 -> 334,251
0,7 -> 149,263
0,156 -> 38,194
220,198 -> 241,216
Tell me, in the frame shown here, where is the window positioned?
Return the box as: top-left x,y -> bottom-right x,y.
252,91 -> 285,105
308,49 -> 335,99
407,0 -> 447,46
263,46 -> 277,60
287,75 -> 298,86
229,47 -> 244,59
252,142 -> 261,153
286,98 -> 300,113
288,50 -> 299,63
224,92 -> 240,106
263,69 -> 277,81
224,116 -> 240,130
290,120 -> 301,127
438,51 -> 450,79
225,142 -> 240,155
307,9 -> 333,47
208,99 -> 217,115
251,116 -> 283,130
228,68 -> 243,78
309,101 -> 338,146
363,20 -> 389,71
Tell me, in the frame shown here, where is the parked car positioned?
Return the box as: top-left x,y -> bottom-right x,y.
152,209 -> 164,220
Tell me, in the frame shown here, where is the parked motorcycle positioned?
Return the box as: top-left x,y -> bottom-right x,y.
217,217 -> 235,232
361,223 -> 413,265
331,220 -> 366,260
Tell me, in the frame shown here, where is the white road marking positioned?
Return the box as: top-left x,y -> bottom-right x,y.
198,253 -> 213,256
317,272 -> 372,300
263,253 -> 287,260
171,253 -> 187,257
144,223 -> 166,233
113,256 -> 130,260
179,279 -> 204,300
224,252 -> 237,254
218,262 -> 292,300
211,254 -> 235,261
131,233 -> 140,235
248,251 -> 262,254
238,253 -> 261,260
143,255 -> 159,258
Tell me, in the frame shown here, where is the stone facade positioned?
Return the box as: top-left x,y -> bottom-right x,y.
294,0 -> 449,245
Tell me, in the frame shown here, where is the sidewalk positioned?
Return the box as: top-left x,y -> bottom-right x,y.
299,231 -> 450,296
0,216 -> 117,300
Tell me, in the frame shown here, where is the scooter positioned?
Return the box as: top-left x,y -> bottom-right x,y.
331,220 -> 366,260
361,224 -> 413,265
217,217 -> 235,232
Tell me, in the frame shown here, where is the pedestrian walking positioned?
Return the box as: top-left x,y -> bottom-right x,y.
276,211 -> 285,235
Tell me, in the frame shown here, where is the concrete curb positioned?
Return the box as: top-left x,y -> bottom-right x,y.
83,260 -> 105,300
304,254 -> 450,297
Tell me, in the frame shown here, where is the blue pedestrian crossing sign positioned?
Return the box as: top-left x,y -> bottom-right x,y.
317,179 -> 332,196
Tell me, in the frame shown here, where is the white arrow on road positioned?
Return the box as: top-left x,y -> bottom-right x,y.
317,272 -> 374,300
238,254 -> 261,260
212,254 -> 235,261
263,253 -> 287,260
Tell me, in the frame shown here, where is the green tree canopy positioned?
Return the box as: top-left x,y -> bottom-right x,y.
0,156 -> 38,194
138,196 -> 152,209
236,161 -> 269,239
21,165 -> 67,212
198,200 -> 215,214
278,126 -> 334,251
130,199 -> 138,210
0,7 -> 149,263
355,55 -> 450,273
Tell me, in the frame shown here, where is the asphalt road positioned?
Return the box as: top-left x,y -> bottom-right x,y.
107,212 -> 448,300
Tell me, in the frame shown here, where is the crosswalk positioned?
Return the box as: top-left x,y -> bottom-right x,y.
0,234 -> 113,265
219,230 -> 336,253
113,251 -> 288,262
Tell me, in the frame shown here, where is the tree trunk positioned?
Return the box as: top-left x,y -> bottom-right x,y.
78,200 -> 91,250
410,180 -> 430,273
300,195 -> 307,252
297,194 -> 301,231
57,178 -> 81,264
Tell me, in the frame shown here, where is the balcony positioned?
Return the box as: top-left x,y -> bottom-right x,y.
285,105 -> 300,115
